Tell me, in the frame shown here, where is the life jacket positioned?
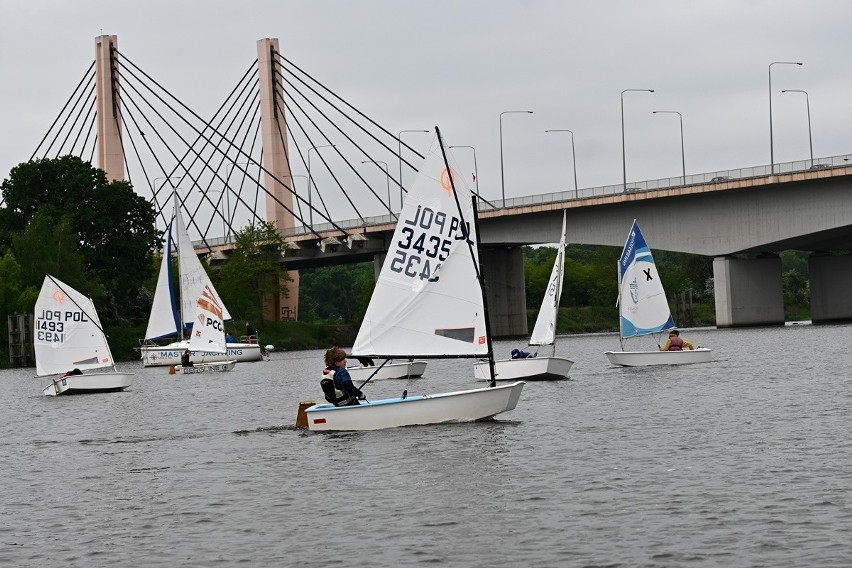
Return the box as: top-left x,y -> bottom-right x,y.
668,336 -> 684,351
320,369 -> 353,406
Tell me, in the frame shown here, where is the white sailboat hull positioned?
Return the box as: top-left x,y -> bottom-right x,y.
473,356 -> 573,381
174,360 -> 236,374
139,341 -> 263,366
41,372 -> 134,397
346,360 -> 427,382
305,381 -> 525,431
604,348 -> 713,367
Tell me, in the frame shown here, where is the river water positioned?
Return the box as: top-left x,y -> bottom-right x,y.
1,323 -> 850,567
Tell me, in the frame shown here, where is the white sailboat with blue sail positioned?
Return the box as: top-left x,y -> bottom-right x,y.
604,219 -> 712,367
302,127 -> 525,431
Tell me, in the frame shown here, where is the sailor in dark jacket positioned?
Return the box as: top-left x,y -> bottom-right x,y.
323,347 -> 365,406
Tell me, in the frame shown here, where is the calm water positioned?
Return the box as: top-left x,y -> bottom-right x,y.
1,324 -> 850,567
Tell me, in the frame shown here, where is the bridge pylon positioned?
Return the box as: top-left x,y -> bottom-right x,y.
95,35 -> 124,182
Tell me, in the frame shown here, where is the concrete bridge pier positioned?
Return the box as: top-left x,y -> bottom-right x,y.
809,253 -> 852,323
481,247 -> 528,337
713,255 -> 785,327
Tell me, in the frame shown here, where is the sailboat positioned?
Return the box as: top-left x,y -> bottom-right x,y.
35,275 -> 134,396
171,282 -> 237,374
139,193 -> 263,367
302,127 -> 525,431
473,211 -> 574,381
604,220 -> 713,367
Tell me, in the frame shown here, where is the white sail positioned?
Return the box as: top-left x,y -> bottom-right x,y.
617,220 -> 675,338
145,193 -> 231,341
187,283 -> 228,353
145,219 -> 180,340
352,137 -> 487,358
34,275 -> 116,376
529,212 -> 566,346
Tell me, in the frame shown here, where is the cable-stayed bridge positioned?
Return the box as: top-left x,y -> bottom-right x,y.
11,35 -> 852,334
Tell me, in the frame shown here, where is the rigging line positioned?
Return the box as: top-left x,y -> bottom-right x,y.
117,96 -> 162,203
192,85 -> 263,239
436,125 -> 496,386
115,52 -> 335,240
277,52 -> 426,164
81,107 -> 97,161
30,63 -> 95,160
69,92 -> 97,156
115,51 -> 258,203
273,90 -> 365,226
276,71 -> 394,219
273,62 -> 413,195
114,77 -> 217,248
45,77 -> 96,159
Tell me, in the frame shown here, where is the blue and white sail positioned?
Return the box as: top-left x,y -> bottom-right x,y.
616,220 -> 676,339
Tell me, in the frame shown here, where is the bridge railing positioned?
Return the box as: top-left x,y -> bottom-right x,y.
202,152 -> 852,244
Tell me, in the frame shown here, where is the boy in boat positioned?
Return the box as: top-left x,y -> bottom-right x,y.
511,348 -> 534,359
181,349 -> 194,367
661,329 -> 694,351
321,347 -> 365,406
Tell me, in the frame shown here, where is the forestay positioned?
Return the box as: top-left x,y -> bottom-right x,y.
352,138 -> 487,358
617,219 -> 676,339
34,275 -> 115,376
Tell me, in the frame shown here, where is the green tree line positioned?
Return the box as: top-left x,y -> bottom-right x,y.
0,156 -> 814,367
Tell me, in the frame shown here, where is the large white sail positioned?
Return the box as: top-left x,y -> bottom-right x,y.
529,212 -> 566,346
145,219 -> 180,340
617,220 -> 676,338
352,136 -> 488,358
187,283 -> 228,353
34,275 -> 115,376
145,193 -> 231,341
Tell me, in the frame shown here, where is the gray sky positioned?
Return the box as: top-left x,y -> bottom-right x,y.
3,0 -> 851,212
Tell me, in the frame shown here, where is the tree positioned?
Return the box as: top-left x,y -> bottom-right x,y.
215,221 -> 292,323
1,156 -> 160,323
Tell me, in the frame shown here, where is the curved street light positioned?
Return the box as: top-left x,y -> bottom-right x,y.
361,160 -> 392,212
499,110 -> 533,204
544,129 -> 578,191
769,61 -> 803,174
621,89 -> 654,191
781,89 -> 813,168
398,129 -> 430,210
652,111 -> 686,185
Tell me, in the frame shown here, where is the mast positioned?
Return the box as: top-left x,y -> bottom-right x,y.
435,126 -> 497,387
616,259 -> 624,351
172,190 -> 185,341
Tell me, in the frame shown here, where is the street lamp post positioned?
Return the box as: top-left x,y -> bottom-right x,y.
769,61 -> 803,174
781,89 -> 813,168
499,110 -> 533,204
361,160 -> 392,211
448,145 -> 480,195
307,144 -> 335,226
544,130 -> 578,191
290,174 -> 308,226
398,129 -> 430,210
652,111 -> 686,185
621,89 -> 654,191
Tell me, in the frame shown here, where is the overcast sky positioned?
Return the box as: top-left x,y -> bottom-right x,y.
3,0 -> 851,208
